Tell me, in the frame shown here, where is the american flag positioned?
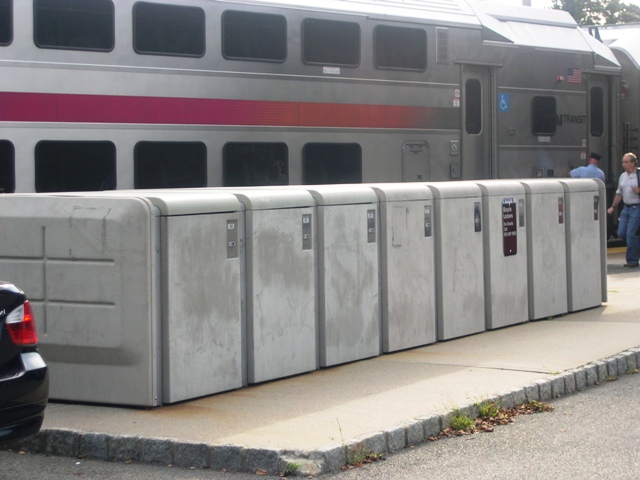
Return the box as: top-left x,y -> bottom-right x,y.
567,68 -> 582,84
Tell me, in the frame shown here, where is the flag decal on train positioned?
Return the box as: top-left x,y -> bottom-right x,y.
567,68 -> 583,84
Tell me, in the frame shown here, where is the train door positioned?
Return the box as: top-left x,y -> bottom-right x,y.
588,74 -> 618,240
402,142 -> 430,181
461,66 -> 492,179
587,75 -> 613,180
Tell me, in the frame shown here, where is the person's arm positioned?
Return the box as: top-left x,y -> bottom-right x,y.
608,194 -> 623,215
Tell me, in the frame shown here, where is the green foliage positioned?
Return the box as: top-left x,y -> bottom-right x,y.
552,0 -> 640,25
448,409 -> 475,432
283,461 -> 300,476
476,400 -> 501,419
526,399 -> 554,413
347,445 -> 383,466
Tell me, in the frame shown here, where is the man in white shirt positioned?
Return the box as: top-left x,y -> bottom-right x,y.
570,152 -> 605,181
607,153 -> 640,267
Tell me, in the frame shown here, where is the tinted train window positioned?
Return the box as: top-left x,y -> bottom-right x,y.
222,10 -> 286,62
465,79 -> 482,135
0,141 -> 15,193
302,18 -> 360,66
134,141 -> 207,189
133,2 -> 205,57
34,0 -> 114,51
303,143 -> 362,184
223,142 -> 288,186
590,87 -> 604,137
35,141 -> 116,192
0,0 -> 12,46
374,25 -> 426,71
532,96 -> 557,135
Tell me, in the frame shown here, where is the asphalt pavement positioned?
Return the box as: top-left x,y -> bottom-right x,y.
2,249 -> 639,476
4,371 -> 640,479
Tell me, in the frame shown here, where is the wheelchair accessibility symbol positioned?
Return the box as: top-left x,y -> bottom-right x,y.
498,93 -> 510,112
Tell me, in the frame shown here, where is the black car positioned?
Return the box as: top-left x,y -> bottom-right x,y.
0,282 -> 49,445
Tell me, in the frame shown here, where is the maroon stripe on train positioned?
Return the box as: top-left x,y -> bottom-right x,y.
0,92 -> 459,129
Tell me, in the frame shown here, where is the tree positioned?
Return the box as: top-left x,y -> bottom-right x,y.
608,2 -> 640,23
552,0 -> 640,24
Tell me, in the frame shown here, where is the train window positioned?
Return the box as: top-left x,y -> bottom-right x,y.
374,25 -> 426,71
303,143 -> 362,184
133,2 -> 205,57
222,11 -> 286,62
134,141 -> 207,189
35,141 -> 116,192
465,79 -> 482,135
34,0 -> 114,52
302,18 -> 360,67
590,87 -> 604,137
532,96 -> 557,136
223,143 -> 288,186
0,0 -> 12,46
0,141 -> 15,193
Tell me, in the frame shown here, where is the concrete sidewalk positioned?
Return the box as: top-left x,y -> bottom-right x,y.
10,250 -> 640,476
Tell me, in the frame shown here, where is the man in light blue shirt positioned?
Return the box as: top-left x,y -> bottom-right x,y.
570,152 -> 605,181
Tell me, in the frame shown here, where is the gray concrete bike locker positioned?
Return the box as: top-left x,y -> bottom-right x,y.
370,184 -> 436,352
0,194 -> 162,406
146,191 -> 246,404
519,180 -> 568,320
558,179 -> 606,312
306,186 -> 380,367
0,191 -> 247,406
475,181 -> 529,330
427,182 -> 485,340
229,190 -> 317,384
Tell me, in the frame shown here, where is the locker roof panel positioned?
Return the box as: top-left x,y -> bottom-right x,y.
426,181 -> 481,199
519,179 -> 565,195
557,178 -> 603,194
225,188 -> 316,210
475,180 -> 526,197
305,185 -> 378,206
35,190 -> 244,216
369,183 -> 433,202
133,192 -> 244,216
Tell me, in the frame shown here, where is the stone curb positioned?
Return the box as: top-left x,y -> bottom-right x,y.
3,348 -> 640,476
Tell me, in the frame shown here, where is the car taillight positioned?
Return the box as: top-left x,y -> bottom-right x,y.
6,300 -> 39,345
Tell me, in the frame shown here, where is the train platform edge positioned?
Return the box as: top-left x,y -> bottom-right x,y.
3,249 -> 639,476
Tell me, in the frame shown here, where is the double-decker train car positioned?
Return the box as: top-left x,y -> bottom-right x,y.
0,0 -> 622,196
593,23 -> 640,156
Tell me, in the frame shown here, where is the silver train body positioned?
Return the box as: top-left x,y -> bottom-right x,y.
0,0 -> 626,196
595,23 -> 640,157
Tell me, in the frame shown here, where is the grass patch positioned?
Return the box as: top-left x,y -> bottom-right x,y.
430,400 -> 554,440
342,445 -> 384,470
448,408 -> 475,432
282,461 -> 299,477
476,400 -> 501,419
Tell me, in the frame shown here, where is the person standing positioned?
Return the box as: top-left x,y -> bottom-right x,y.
607,152 -> 640,268
570,152 -> 605,181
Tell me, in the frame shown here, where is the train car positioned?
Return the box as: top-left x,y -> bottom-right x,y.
472,2 -> 620,184
0,0 -> 621,195
593,23 -> 640,157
